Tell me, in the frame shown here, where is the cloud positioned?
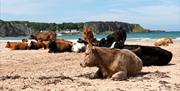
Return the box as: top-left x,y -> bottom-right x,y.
109,5 -> 179,24
0,0 -> 179,31
82,3 -> 180,30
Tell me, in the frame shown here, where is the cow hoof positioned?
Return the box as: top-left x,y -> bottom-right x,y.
111,71 -> 127,81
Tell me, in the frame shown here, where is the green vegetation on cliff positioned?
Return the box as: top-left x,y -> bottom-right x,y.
0,20 -> 150,36
132,24 -> 146,32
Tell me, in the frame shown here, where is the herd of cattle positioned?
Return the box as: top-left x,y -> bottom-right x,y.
5,28 -> 173,80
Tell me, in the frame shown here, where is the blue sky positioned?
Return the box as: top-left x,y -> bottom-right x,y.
0,0 -> 180,31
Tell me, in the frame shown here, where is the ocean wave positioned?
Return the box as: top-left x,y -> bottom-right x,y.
126,38 -> 154,41
0,39 -> 36,43
175,37 -> 180,40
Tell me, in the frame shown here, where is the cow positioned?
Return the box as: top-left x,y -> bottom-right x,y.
105,26 -> 127,48
5,42 -> 29,50
82,26 -> 99,46
77,38 -> 88,45
29,31 -> 56,41
22,39 -> 28,42
80,46 -> 143,80
79,26 -> 127,48
5,42 -> 18,48
29,41 -> 47,50
122,45 -> 173,66
71,42 -> 86,53
48,39 -> 73,53
154,38 -> 173,46
42,41 -> 49,49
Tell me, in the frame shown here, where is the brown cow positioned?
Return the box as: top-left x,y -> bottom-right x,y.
29,41 -> 47,49
48,39 -> 73,53
80,46 -> 143,80
82,26 -> 99,46
154,37 -> 173,46
42,41 -> 49,48
5,42 -> 18,48
5,42 -> 29,50
29,31 -> 56,41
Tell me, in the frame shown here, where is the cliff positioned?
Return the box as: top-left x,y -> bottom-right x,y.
0,20 -> 151,37
84,22 -> 149,34
0,20 -> 35,37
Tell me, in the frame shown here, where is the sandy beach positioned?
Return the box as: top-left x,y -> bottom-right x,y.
0,41 -> 180,91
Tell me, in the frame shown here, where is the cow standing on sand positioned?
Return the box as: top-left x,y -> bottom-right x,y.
80,46 -> 143,80
29,31 -> 56,41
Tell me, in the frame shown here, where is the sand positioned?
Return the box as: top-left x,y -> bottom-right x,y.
0,41 -> 180,91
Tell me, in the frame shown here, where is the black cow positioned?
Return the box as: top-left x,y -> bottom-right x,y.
105,27 -> 127,48
48,39 -> 72,53
78,26 -> 127,48
122,45 -> 173,66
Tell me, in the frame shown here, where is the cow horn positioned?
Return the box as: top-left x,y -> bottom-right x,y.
110,42 -> 116,48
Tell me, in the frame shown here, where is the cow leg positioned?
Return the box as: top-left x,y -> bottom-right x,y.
111,71 -> 127,81
92,68 -> 103,79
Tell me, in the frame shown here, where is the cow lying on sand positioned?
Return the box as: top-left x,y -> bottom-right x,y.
48,39 -> 73,53
5,42 -> 29,50
78,37 -> 173,66
154,38 -> 173,46
104,27 -> 126,48
122,45 -> 173,66
29,41 -> 47,50
80,46 -> 143,80
71,42 -> 86,53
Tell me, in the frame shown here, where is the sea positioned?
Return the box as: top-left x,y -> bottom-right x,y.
0,32 -> 180,43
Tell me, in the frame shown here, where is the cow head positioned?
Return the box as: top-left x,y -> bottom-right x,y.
29,34 -> 36,39
29,41 -> 36,49
22,39 -> 28,42
166,38 -> 173,44
80,46 -> 98,67
5,41 -> 11,48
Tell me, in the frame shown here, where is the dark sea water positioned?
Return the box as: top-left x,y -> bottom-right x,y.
0,32 -> 180,42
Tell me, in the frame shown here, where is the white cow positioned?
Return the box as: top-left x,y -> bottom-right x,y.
72,42 -> 86,53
